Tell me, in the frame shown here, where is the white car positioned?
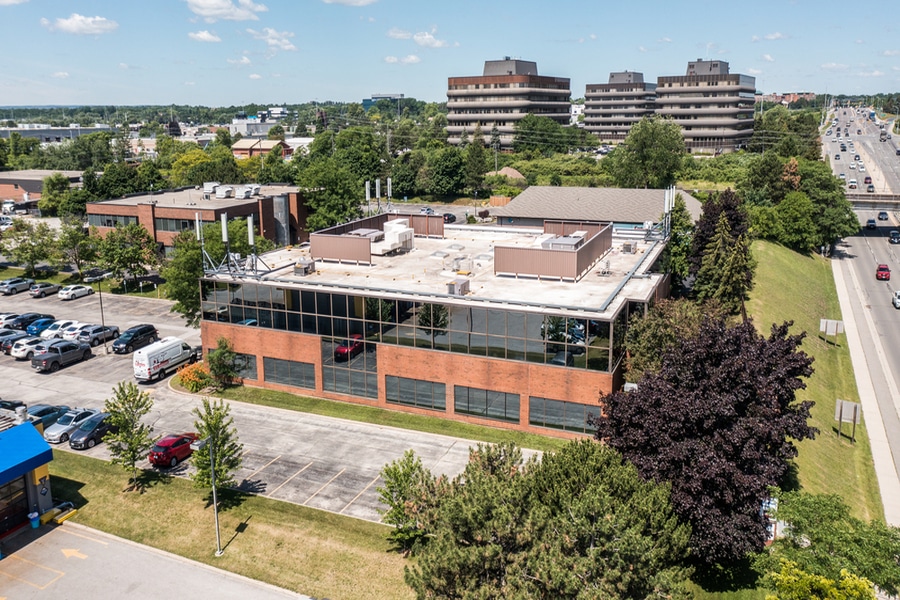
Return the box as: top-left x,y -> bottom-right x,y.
893,290 -> 900,309
10,336 -> 45,360
40,319 -> 80,340
859,164 -> 866,172
58,284 -> 94,301
60,323 -> 94,341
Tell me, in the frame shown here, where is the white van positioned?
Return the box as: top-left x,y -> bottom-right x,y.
133,337 -> 195,382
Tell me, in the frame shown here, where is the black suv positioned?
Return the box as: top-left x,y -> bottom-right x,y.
7,313 -> 55,331
112,324 -> 158,354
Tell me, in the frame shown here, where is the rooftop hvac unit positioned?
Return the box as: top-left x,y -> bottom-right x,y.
622,242 -> 634,254
294,258 -> 316,276
215,186 -> 234,199
203,181 -> 220,194
250,184 -> 261,195
447,278 -> 470,296
234,187 -> 252,199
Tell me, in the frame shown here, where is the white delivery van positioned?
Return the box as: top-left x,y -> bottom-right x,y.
133,336 -> 195,382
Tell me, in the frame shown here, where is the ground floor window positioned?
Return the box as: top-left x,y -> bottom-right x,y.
528,396 -> 595,434
236,352 -> 257,381
454,386 -> 520,423
0,476 -> 28,535
321,338 -> 378,400
263,357 -> 315,390
385,376 -> 446,411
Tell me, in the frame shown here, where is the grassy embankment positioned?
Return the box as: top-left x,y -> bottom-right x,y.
0,265 -> 168,300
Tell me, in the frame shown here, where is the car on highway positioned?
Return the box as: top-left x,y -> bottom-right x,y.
77,324 -> 120,347
333,334 -> 365,361
891,230 -> 900,245
834,153 -> 840,160
865,176 -> 873,185
868,185 -> 877,193
443,213 -> 457,224
419,207 -> 435,216
27,404 -> 70,428
29,282 -> 61,298
866,219 -> 877,230
859,164 -> 866,172
6,313 -> 54,331
854,154 -> 861,161
58,284 -> 94,300
69,412 -> 116,450
10,336 -> 47,360
0,331 -> 30,354
31,340 -> 92,373
876,264 -> 891,281
112,324 -> 158,354
43,408 -> 98,443
26,317 -> 57,337
894,290 -> 900,309
148,432 -> 199,467
0,277 -> 35,295
40,319 -> 79,340
848,179 -> 857,189
878,211 -> 889,221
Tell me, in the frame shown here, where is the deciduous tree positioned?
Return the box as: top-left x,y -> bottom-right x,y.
605,116 -> 686,188
104,381 -> 155,491
0,219 -> 59,276
296,156 -> 360,231
57,215 -> 97,278
207,336 -> 238,389
96,222 -> 158,284
191,397 -> 244,494
596,318 -> 817,565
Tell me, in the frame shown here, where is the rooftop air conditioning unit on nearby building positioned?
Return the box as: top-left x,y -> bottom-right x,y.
294,258 -> 316,276
215,186 -> 234,199
203,182 -> 220,194
234,187 -> 252,199
447,278 -> 470,296
622,242 -> 634,254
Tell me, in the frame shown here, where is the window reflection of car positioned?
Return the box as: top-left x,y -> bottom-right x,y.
237,319 -> 258,326
549,351 -> 574,367
334,334 -> 364,361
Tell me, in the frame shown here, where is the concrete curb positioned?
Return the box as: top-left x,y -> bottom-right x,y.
832,251 -> 900,525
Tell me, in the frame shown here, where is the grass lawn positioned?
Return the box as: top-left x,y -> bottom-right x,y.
0,265 -> 169,300
50,451 -> 413,600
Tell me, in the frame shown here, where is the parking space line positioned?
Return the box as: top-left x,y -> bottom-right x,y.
243,455 -> 281,480
266,461 -> 313,497
305,468 -> 346,504
339,474 -> 381,515
0,555 -> 65,590
57,527 -> 109,546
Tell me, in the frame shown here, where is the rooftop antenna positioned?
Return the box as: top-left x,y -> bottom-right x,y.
244,214 -> 270,273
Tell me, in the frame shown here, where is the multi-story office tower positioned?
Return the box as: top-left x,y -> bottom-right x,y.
655,59 -> 756,153
446,58 -> 571,150
584,71 -> 657,142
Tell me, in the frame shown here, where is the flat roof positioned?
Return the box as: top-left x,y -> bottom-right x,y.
205,221 -> 666,320
89,184 -> 299,211
0,169 -> 83,182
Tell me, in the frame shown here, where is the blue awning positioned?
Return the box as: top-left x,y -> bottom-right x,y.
0,423 -> 53,484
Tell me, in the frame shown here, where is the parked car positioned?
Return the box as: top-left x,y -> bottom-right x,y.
82,268 -> 114,283
112,324 -> 158,354
333,334 -> 364,361
149,433 -> 199,467
0,328 -> 26,346
61,323 -> 94,341
7,313 -> 55,331
1,331 -> 31,354
0,277 -> 35,295
876,264 -> 891,281
0,398 -> 26,412
442,213 -> 457,224
58,284 -> 95,300
0,314 -> 21,328
29,282 -> 61,298
40,319 -> 79,340
10,336 -> 47,360
419,207 -> 435,215
27,404 -> 70,428
26,318 -> 57,337
43,408 -> 98,443
31,340 -> 92,373
69,412 -> 116,450
77,324 -> 120,347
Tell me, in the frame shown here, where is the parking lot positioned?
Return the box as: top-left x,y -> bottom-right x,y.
1,290 -> 497,524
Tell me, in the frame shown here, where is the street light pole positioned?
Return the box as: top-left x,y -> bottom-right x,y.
191,436 -> 223,556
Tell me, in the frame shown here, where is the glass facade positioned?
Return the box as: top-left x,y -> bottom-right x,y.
201,280 -> 624,373
528,396 -> 596,435
0,476 -> 28,535
87,214 -> 138,228
454,386 -> 519,423
236,352 -> 257,381
263,357 -> 315,389
385,376 -> 446,411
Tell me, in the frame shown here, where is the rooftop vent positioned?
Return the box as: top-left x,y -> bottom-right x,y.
447,278 -> 470,296
203,182 -> 220,194
294,258 -> 316,276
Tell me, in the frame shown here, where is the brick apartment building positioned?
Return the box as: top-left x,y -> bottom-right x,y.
199,193 -> 677,438
86,184 -> 307,254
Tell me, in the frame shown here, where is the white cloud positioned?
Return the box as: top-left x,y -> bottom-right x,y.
249,73 -> 262,79
764,32 -> 787,40
747,68 -> 762,75
118,63 -> 129,69
185,0 -> 267,22
228,55 -> 252,65
883,49 -> 900,56
658,36 -> 672,43
413,31 -> 447,48
638,45 -> 648,53
762,54 -> 774,62
751,35 -> 760,42
384,56 -> 398,63
247,27 -> 296,51
0,0 -> 30,5
387,27 -> 411,39
384,55 -> 419,64
859,70 -> 884,77
40,13 -> 118,34
821,62 -> 848,71
51,71 -> 69,79
185,81 -> 196,86
589,33 -> 596,40
189,30 -> 221,42
323,0 -> 377,5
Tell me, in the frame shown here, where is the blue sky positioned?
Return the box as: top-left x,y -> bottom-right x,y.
1,0 -> 898,108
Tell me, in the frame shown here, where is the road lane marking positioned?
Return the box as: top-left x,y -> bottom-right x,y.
340,474 -> 381,514
266,461 -> 313,497
243,455 -> 282,480
61,549 -> 87,559
305,468 -> 346,504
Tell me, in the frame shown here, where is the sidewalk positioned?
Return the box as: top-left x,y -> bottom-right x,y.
832,246 -> 900,525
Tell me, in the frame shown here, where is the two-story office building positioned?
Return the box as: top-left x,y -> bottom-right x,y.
199,191 -> 679,438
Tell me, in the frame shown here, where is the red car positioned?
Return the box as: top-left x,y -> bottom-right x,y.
876,264 -> 891,281
333,334 -> 364,361
149,433 -> 199,467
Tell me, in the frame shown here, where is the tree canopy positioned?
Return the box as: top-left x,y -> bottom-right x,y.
604,116 -> 687,188
596,318 -> 817,565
